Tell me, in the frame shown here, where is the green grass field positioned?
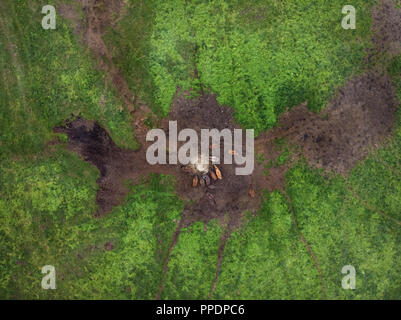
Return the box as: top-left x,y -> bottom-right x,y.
1,0 -> 401,299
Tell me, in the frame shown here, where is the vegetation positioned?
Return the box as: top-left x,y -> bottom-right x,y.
0,165 -> 183,299
0,147 -> 100,298
286,155 -> 401,299
109,0 -> 372,133
0,0 -> 137,161
389,54 -> 401,101
71,174 -> 184,299
162,220 -> 222,299
214,193 -> 321,299
1,0 -> 401,300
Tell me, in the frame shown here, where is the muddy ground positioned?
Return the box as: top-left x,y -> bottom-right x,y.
56,70 -> 398,220
372,0 -> 401,58
264,72 -> 398,173
55,93 -> 259,228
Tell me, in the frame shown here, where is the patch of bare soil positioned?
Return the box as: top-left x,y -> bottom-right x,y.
372,0 -> 401,57
165,93 -> 258,229
54,118 -> 135,216
54,92 -> 260,227
104,241 -> 114,251
264,72 -> 398,174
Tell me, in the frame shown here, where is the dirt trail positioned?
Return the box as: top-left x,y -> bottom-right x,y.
59,0 -> 151,143
372,0 -> 401,59
156,220 -> 183,299
208,230 -> 229,299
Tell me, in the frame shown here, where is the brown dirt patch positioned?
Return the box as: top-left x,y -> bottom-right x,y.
165,93 -> 258,229
54,93 -> 260,227
266,72 -> 398,174
104,241 -> 114,251
54,118 -> 135,216
372,0 -> 401,57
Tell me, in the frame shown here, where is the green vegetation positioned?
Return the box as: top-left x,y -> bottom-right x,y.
214,193 -> 321,299
71,174 -> 184,299
0,165 -> 183,299
286,156 -> 401,299
389,54 -> 401,101
259,139 -> 294,170
211,133 -> 401,300
1,0 -> 401,300
104,1 -> 156,112
0,0 -> 137,161
109,0 -> 372,133
0,147 -> 100,298
162,220 -> 222,299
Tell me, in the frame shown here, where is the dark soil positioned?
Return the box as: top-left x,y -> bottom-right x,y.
104,241 -> 114,251
54,93 -> 259,227
272,72 -> 398,174
54,118 -> 135,216
165,93 -> 257,229
372,0 -> 401,58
